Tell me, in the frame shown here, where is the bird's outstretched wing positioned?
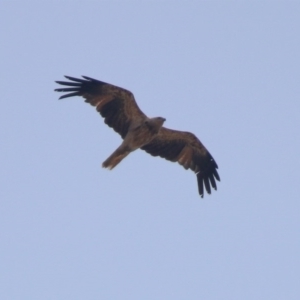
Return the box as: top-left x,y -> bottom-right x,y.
141,127 -> 220,197
55,76 -> 146,138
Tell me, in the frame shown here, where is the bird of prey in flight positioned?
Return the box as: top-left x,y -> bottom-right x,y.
55,76 -> 220,197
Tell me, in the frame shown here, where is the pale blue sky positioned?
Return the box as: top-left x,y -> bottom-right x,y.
1,2 -> 300,299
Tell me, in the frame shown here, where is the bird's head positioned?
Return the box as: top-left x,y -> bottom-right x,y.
154,117 -> 166,126
146,117 -> 166,133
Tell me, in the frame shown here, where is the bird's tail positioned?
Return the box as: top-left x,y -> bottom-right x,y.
102,145 -> 131,170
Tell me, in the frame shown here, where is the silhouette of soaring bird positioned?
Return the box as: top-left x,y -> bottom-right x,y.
55,76 -> 220,197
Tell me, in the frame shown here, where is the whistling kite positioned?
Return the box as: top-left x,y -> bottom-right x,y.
55,76 -> 220,197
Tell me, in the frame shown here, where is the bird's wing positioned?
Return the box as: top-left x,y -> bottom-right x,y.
141,127 -> 220,197
55,76 -> 146,138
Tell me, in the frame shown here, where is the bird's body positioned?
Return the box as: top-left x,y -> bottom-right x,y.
102,116 -> 166,169
55,76 -> 220,197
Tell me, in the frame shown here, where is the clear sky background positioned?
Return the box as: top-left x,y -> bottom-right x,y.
1,2 -> 299,299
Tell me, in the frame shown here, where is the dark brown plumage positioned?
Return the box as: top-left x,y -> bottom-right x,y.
55,75 -> 220,197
